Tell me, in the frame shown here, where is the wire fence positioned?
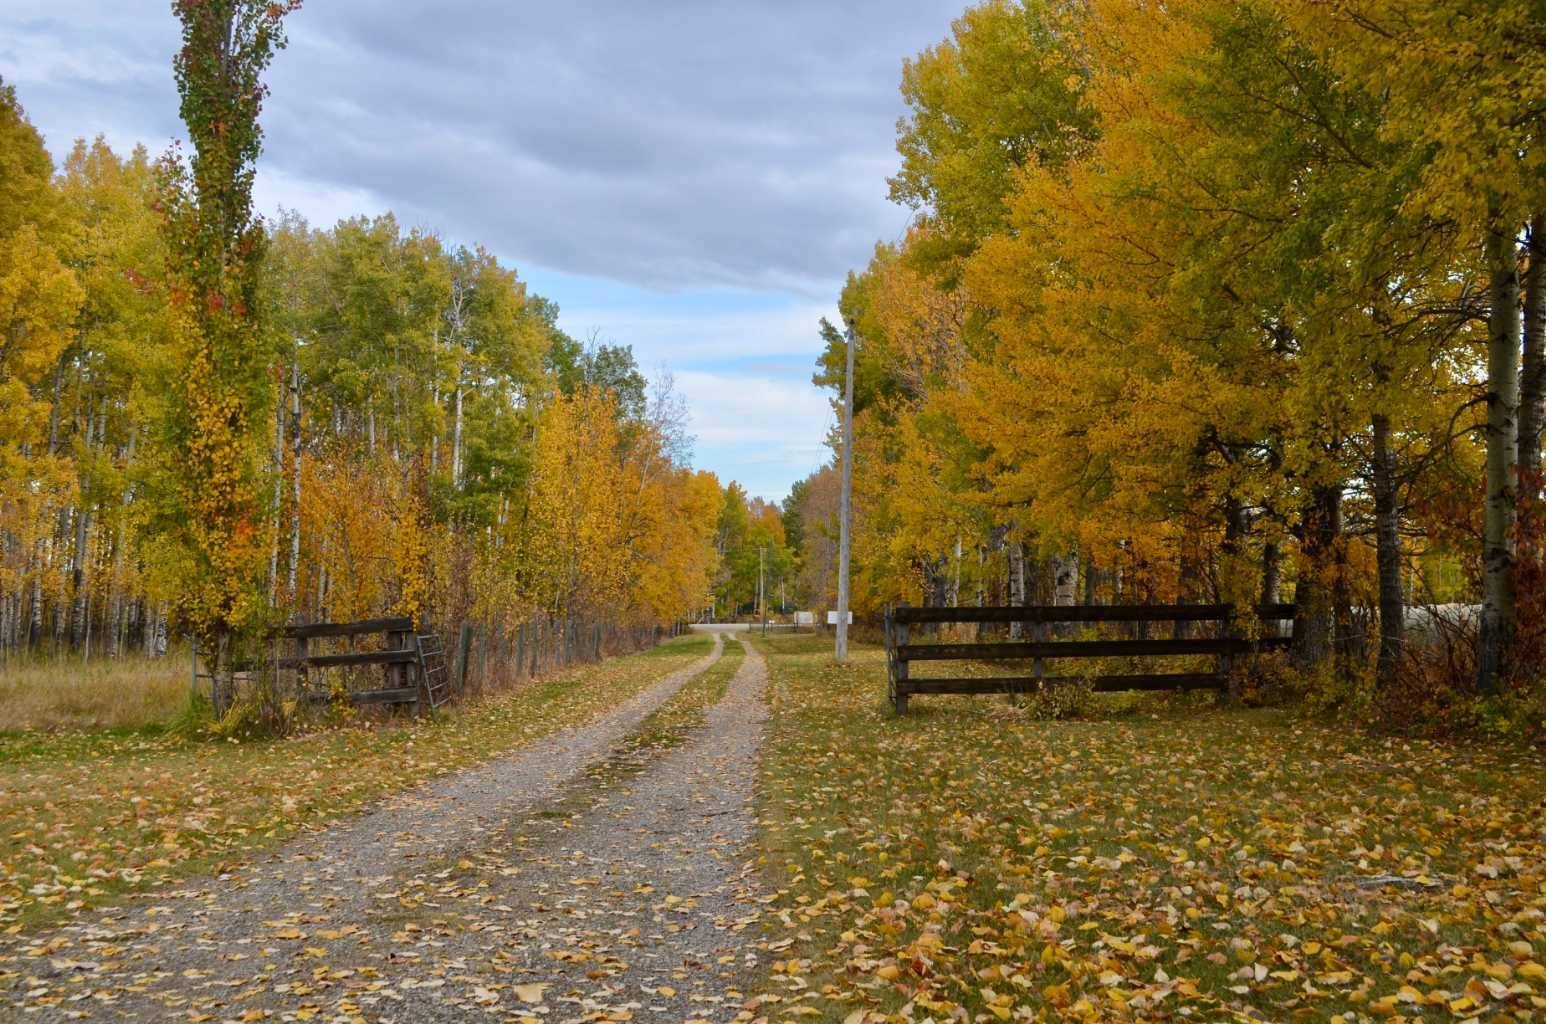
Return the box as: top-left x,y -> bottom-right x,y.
454,616 -> 689,697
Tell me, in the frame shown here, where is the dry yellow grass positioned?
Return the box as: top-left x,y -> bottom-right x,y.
0,653 -> 190,733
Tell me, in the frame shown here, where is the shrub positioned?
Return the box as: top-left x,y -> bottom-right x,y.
1019,678 -> 1096,720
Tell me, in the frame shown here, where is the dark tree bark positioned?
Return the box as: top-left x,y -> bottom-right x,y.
1520,213 -> 1545,496
1173,540 -> 1202,639
288,362 -> 302,606
1220,497 -> 1248,699
1371,411 -> 1404,688
1292,485 -> 1345,671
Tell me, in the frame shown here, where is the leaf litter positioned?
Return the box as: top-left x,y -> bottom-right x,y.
0,633 -> 765,1021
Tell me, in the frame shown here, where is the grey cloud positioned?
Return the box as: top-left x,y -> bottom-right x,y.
3,0 -> 958,294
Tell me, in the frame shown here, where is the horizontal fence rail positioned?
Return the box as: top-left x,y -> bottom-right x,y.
897,637 -> 1292,661
195,616 -> 689,719
274,617 -> 437,713
278,617 -> 415,640
883,603 -> 1295,714
890,603 -> 1296,625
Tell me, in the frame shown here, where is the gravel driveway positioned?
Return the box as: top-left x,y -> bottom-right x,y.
3,629 -> 775,1022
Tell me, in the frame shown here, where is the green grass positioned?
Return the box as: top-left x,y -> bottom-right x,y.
638,634 -> 715,658
0,634 -> 712,930
749,633 -> 1546,1024
622,633 -> 743,752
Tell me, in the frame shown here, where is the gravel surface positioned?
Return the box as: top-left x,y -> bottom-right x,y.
3,630 -> 776,1022
367,632 -> 771,1023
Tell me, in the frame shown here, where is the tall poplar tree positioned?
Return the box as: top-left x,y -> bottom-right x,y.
154,0 -> 299,683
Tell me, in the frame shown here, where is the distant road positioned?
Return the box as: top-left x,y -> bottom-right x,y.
691,622 -> 808,633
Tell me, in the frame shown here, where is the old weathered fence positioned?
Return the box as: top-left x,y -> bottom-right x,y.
883,603 -> 1295,714
195,616 -> 687,718
276,617 -> 448,712
453,618 -> 685,693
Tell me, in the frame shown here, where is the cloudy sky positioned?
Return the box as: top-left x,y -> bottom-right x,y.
2,1 -> 961,501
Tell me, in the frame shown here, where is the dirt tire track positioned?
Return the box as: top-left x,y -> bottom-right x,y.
368,631 -> 771,1022
3,632 -> 735,1021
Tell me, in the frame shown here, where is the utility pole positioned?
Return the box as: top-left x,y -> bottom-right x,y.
836,321 -> 855,662
759,545 -> 768,635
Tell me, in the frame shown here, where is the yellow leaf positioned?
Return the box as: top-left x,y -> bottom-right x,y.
513,982 -> 549,1004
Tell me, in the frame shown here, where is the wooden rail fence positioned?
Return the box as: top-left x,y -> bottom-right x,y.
276,616 -> 449,711
883,603 -> 1295,714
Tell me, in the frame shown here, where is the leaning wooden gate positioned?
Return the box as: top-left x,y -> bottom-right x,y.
276,616 -> 451,711
883,604 -> 1294,714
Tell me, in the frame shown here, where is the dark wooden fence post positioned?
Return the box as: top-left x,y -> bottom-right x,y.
1220,606 -> 1238,700
1031,613 -> 1047,694
515,623 -> 527,682
890,602 -> 910,715
386,625 -> 407,702
884,607 -> 895,708
457,622 -> 473,693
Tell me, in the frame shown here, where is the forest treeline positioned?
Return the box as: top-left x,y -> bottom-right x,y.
794,0 -> 1543,730
0,71 -> 731,669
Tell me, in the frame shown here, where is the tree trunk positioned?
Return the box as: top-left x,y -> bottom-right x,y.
1220,497 -> 1247,584
1114,540 -> 1127,602
1051,550 -> 1077,605
1174,542 -> 1200,640
269,370 -> 284,601
28,542 -> 44,649
1260,540 -> 1281,637
1007,534 -> 1025,640
974,544 -> 986,641
69,406 -> 103,651
1292,485 -> 1343,670
1371,411 -> 1404,688
1220,498 -> 1247,699
429,379 -> 440,476
1477,214 -> 1522,695
1051,548 -> 1077,636
1520,213 -> 1545,496
288,363 -> 302,607
950,533 -> 962,607
143,604 -> 163,657
107,431 -> 138,657
451,382 -> 464,488
70,498 -> 88,648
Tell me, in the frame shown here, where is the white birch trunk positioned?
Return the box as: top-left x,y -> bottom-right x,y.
1007,535 -> 1025,640
452,382 -> 464,488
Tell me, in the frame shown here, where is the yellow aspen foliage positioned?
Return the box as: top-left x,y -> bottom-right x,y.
0,83 -> 83,478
